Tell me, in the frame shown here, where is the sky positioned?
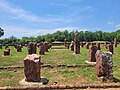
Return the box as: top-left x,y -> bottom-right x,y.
0,0 -> 120,38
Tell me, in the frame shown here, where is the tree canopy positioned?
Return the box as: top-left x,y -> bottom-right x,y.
0,27 -> 4,37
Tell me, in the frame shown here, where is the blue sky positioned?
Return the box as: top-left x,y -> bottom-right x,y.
0,0 -> 120,38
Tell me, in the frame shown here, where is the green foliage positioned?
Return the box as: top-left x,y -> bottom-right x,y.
0,27 -> 4,37
1,29 -> 120,44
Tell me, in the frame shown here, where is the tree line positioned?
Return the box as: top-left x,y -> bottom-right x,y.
1,29 -> 120,44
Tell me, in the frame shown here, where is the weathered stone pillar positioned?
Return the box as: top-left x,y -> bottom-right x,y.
74,33 -> 80,54
64,39 -> 67,47
44,42 -> 49,52
4,48 -> 10,56
16,45 -> 22,52
114,36 -> 117,47
39,45 -> 45,55
27,42 -> 37,54
96,42 -> 101,50
69,41 -> 74,51
24,54 -> 41,82
81,42 -> 84,48
107,44 -> 114,54
86,42 -> 90,49
0,44 -> 2,49
5,44 -> 9,49
89,45 -> 98,62
96,50 -> 113,82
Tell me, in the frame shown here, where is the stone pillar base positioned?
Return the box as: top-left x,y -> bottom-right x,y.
19,77 -> 48,86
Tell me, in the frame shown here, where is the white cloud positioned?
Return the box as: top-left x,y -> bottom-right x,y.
115,24 -> 120,30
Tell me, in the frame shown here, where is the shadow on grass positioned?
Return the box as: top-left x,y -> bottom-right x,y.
113,77 -> 120,83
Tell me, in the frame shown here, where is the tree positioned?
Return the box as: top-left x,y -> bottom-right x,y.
0,27 -> 4,37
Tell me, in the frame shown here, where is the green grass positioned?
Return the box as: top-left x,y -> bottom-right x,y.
0,44 -> 120,86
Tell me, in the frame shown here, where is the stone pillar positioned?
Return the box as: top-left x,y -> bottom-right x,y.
107,44 -> 114,54
24,54 -> 41,82
69,41 -> 74,51
5,44 -> 9,49
48,43 -> 52,49
27,42 -> 37,54
89,45 -> 98,62
86,42 -> 90,49
105,41 -> 110,49
96,42 -> 101,50
64,39 -> 67,47
96,50 -> 113,82
39,45 -> 45,55
81,42 -> 84,48
114,36 -> 117,47
4,48 -> 10,56
16,45 -> 22,52
74,33 -> 80,54
44,42 -> 49,52
0,44 -> 2,49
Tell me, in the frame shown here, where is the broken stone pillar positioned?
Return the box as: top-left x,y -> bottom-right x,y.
114,36 -> 117,47
16,45 -> 22,52
44,42 -> 48,52
86,42 -> 90,49
69,41 -> 74,51
96,42 -> 101,50
81,42 -> 84,48
39,45 -> 45,55
48,43 -> 52,49
96,50 -> 113,82
74,33 -> 80,54
5,44 -> 9,49
107,44 -> 114,54
64,39 -> 67,47
27,42 -> 37,54
4,48 -> 10,56
105,41 -> 110,49
24,54 -> 41,82
89,45 -> 98,62
0,44 -> 2,49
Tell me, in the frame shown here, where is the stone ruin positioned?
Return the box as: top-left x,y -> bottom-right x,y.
0,44 -> 2,49
96,42 -> 101,50
81,42 -> 84,48
16,45 -> 22,52
114,36 -> 117,47
24,54 -> 41,82
95,50 -> 113,82
86,42 -> 90,49
27,42 -> 37,54
64,39 -> 67,47
39,45 -> 45,55
4,48 -> 10,56
74,33 -> 80,54
105,41 -> 110,49
69,41 -> 74,51
5,44 -> 9,49
48,43 -> 52,49
43,42 -> 49,52
89,45 -> 98,62
107,44 -> 114,54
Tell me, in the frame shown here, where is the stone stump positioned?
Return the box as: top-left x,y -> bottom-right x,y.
107,44 -> 114,54
86,42 -> 90,49
64,39 -> 67,47
96,42 -> 101,50
89,45 -> 98,62
5,44 -> 9,49
0,44 -> 2,49
24,54 -> 41,82
4,48 -> 10,56
44,42 -> 48,52
96,50 -> 113,82
39,45 -> 45,55
16,45 -> 22,52
81,42 -> 84,48
114,36 -> 117,47
27,42 -> 37,54
74,33 -> 80,54
69,41 -> 74,51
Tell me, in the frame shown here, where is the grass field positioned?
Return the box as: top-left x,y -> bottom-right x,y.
0,45 -> 120,86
